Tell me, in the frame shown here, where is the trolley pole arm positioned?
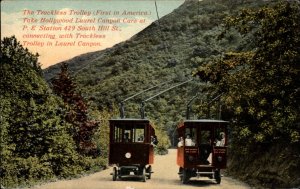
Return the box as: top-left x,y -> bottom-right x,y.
185,82 -> 213,119
140,79 -> 193,119
206,93 -> 223,119
207,93 -> 223,105
119,80 -> 172,118
186,93 -> 199,120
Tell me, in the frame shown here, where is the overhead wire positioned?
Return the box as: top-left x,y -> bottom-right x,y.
154,1 -> 169,54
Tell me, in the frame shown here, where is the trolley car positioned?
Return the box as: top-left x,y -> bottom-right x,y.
109,118 -> 155,182
177,119 -> 228,184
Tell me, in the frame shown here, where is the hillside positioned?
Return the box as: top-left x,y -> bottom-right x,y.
44,0 -> 265,131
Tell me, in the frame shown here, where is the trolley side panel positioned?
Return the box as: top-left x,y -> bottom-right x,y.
212,146 -> 227,169
184,147 -> 202,169
148,145 -> 154,164
177,147 -> 184,167
109,143 -> 153,165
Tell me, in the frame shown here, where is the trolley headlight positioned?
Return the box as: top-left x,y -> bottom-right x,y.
217,156 -> 222,162
125,152 -> 131,159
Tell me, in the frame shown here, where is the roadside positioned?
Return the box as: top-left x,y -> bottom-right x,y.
28,149 -> 251,189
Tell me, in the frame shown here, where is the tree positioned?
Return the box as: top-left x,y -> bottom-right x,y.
51,62 -> 98,155
0,36 -> 82,187
196,1 -> 300,144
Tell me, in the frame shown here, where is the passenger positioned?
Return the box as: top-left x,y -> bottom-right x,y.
137,135 -> 144,142
216,132 -> 225,146
124,132 -> 130,142
185,134 -> 195,146
151,135 -> 158,146
177,137 -> 184,147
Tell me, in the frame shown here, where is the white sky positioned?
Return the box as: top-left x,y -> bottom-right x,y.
1,0 -> 184,68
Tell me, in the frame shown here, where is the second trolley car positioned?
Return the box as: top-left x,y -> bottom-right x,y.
177,119 -> 228,184
109,118 -> 155,182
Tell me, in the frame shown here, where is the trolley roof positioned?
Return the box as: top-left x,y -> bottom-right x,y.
109,118 -> 154,130
184,119 -> 228,123
109,118 -> 150,122
178,119 -> 228,129
109,118 -> 151,125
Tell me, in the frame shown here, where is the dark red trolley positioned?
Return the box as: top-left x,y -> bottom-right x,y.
109,118 -> 155,182
177,119 -> 228,184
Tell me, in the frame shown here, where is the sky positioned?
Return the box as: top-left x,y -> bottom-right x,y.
1,0 -> 184,68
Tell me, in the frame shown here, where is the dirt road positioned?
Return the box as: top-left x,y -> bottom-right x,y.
30,149 -> 250,189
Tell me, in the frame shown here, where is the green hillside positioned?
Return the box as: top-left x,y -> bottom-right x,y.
44,0 -> 263,138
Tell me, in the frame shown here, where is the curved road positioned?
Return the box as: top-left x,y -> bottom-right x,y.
30,149 -> 250,189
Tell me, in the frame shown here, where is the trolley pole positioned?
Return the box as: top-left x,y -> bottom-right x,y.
119,80 -> 171,118
207,93 -> 223,119
140,79 -> 193,119
186,93 -> 199,120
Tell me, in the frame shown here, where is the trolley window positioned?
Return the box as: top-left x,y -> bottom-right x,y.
215,126 -> 226,146
200,130 -> 212,145
112,123 -> 145,143
185,127 -> 197,146
134,125 -> 145,142
114,125 -> 123,143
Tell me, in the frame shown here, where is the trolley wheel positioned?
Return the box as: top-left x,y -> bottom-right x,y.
179,167 -> 183,181
141,167 -> 147,182
182,169 -> 189,184
146,165 -> 152,179
214,170 -> 221,184
112,167 -> 117,181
